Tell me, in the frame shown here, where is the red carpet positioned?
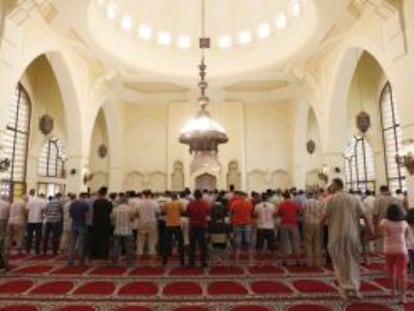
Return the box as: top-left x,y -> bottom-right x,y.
363,262 -> 385,271
0,280 -> 34,293
171,308 -> 210,311
360,281 -> 381,292
287,305 -> 331,311
0,252 -> 401,310
163,281 -> 203,295
30,255 -> 55,261
169,267 -> 204,275
73,281 -> 115,295
52,266 -> 90,274
209,266 -> 244,275
118,282 -> 158,295
250,281 -> 293,294
129,266 -> 164,275
293,280 -> 336,293
90,266 -> 127,275
230,307 -> 272,311
207,281 -> 247,295
345,303 -> 393,311
0,307 -> 38,311
52,307 -> 95,311
14,265 -> 53,274
287,266 -> 325,273
248,265 -> 284,274
30,281 -> 74,294
115,307 -> 153,311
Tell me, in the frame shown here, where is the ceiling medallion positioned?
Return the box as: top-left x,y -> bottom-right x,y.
39,114 -> 54,136
179,0 -> 228,175
98,144 -> 108,158
306,139 -> 315,154
356,111 -> 371,133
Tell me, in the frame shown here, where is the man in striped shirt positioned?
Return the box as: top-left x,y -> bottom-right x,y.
303,192 -> 324,268
43,193 -> 63,255
111,196 -> 135,267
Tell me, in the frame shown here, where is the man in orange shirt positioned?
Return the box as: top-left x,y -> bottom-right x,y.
162,194 -> 185,266
230,192 -> 254,263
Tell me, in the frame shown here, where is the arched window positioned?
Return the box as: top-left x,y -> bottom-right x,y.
344,136 -> 375,191
38,138 -> 66,178
379,82 -> 406,193
0,83 -> 31,199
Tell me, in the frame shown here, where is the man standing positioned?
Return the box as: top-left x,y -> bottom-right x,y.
186,189 -> 210,267
162,193 -> 185,266
0,195 -> 10,269
303,192 -> 324,268
230,192 -> 254,263
373,185 -> 404,252
25,189 -> 46,255
111,196 -> 134,267
43,193 -> 63,255
68,193 -> 89,267
323,178 -> 372,300
6,195 -> 27,254
90,187 -> 112,260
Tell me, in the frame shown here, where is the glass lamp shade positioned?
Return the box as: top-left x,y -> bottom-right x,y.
179,109 -> 228,154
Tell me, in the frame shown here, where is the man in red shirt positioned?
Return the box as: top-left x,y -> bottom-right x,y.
186,189 -> 210,267
230,192 -> 253,263
276,191 -> 302,266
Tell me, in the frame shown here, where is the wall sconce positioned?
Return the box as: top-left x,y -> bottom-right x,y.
396,138 -> 414,175
83,173 -> 94,185
0,158 -> 10,172
396,152 -> 414,175
318,164 -> 329,183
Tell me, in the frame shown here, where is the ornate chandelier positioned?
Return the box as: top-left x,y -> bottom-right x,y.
179,0 -> 228,175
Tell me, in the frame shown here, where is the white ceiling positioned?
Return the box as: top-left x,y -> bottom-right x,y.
32,0 -> 365,102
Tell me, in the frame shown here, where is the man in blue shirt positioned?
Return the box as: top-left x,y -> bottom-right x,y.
68,193 -> 89,267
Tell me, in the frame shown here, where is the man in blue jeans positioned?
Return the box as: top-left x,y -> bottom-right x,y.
68,193 -> 89,267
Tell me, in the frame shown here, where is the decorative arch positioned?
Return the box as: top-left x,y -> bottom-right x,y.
323,44 -> 394,154
148,171 -> 166,192
123,171 -> 146,191
88,171 -> 109,193
171,160 -> 184,191
227,160 -> 241,190
271,169 -> 291,189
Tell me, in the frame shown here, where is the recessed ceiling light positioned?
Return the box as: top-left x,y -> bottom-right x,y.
138,24 -> 152,40
218,35 -> 232,48
238,31 -> 252,45
158,31 -> 172,46
257,22 -> 271,39
106,2 -> 118,20
177,35 -> 191,49
275,12 -> 287,29
121,14 -> 133,32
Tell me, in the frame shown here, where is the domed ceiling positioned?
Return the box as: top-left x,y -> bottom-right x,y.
44,0 -> 365,101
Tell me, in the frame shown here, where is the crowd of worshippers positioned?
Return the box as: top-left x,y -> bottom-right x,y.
0,182 -> 412,276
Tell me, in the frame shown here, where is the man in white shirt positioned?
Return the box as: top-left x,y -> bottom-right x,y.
135,190 -> 160,258
25,189 -> 46,255
6,195 -> 28,253
254,194 -> 276,260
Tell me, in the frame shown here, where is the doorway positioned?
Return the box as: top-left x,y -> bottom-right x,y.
195,173 -> 217,191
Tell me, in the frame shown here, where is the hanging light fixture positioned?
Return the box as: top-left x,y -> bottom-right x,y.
179,0 -> 228,175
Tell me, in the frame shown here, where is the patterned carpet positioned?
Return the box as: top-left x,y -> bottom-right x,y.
0,253 -> 412,311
